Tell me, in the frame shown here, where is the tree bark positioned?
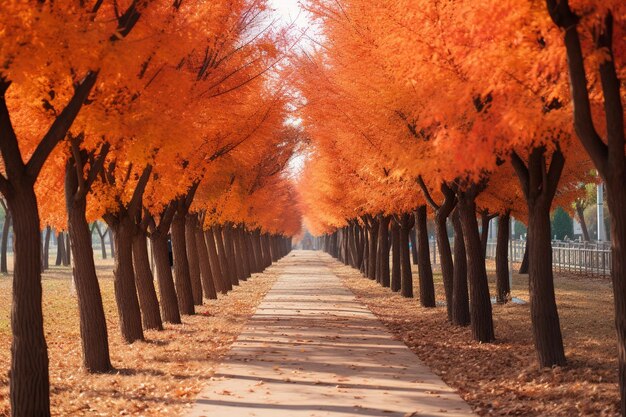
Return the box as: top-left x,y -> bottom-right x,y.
607,180 -> 626,414
93,222 -> 107,259
170,204 -> 195,315
398,213 -> 414,298
409,227 -> 418,265
64,233 -> 71,266
7,187 -> 50,416
528,200 -> 566,366
367,216 -> 379,280
214,225 -> 233,289
391,220 -> 401,292
150,231 -> 181,324
42,226 -> 51,271
185,214 -> 203,305
575,201 -> 591,241
1,206 -> 10,274
511,147 -> 566,366
109,215 -> 144,343
65,164 -> 112,371
451,209 -> 470,326
244,230 -> 256,275
496,212 -> 511,304
132,232 -> 163,330
519,241 -> 529,274
416,205 -> 435,307
457,187 -> 494,342
547,4 -> 626,396
55,231 -> 65,266
480,211 -> 495,258
251,229 -> 264,274
108,228 -> 115,259
377,216 -> 391,287
206,228 -> 230,293
236,227 -> 250,280
195,223 -> 217,300
361,221 -> 369,276
223,223 -> 239,286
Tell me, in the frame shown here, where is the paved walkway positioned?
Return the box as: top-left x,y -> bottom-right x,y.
187,251 -> 473,417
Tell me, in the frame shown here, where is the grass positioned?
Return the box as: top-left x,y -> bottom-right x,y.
334,257 -> 619,416
0,254 -> 280,417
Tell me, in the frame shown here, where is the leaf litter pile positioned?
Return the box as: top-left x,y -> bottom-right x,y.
0,257 -> 280,416
333,260 -> 620,416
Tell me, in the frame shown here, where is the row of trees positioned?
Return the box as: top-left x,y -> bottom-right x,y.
295,0 -> 624,411
0,1 -> 301,416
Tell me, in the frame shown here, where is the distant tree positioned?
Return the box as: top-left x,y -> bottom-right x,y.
551,207 -> 574,240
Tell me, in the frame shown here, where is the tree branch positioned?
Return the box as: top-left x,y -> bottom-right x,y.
596,11 -> 625,177
546,147 -> 565,202
69,133 -> 87,200
416,175 -> 440,210
510,150 -> 530,199
85,141 -> 111,189
128,165 -> 152,217
546,0 -> 608,175
27,71 -> 99,181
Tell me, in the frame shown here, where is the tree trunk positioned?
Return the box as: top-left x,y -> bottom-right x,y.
93,222 -> 107,259
511,146 -> 566,366
480,211 -> 492,258
64,233 -> 71,266
236,228 -> 250,280
528,201 -> 566,366
185,215 -> 203,305
436,213 -> 454,320
451,209 -> 470,326
55,231 -> 65,266
195,225 -> 217,300
399,213 -> 414,298
150,232 -> 181,324
108,228 -> 115,259
223,224 -> 239,286
109,216 -> 144,343
214,225 -> 233,288
519,241 -> 529,274
1,210 -> 10,274
262,233 -> 272,268
575,202 -> 591,242
132,232 -> 163,330
206,228 -> 230,293
359,220 -> 370,277
242,230 -> 257,276
42,226 -> 51,271
367,216 -> 379,280
7,187 -> 50,416
250,229 -> 264,274
496,212 -> 511,304
377,216 -> 391,287
416,205 -> 435,307
607,181 -> 626,414
65,168 -> 112,372
171,208 -> 195,315
458,189 -> 494,342
391,220 -> 401,292
409,227 -> 418,265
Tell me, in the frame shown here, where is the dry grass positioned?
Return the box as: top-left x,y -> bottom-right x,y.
332,257 -> 619,416
0,256 -> 280,417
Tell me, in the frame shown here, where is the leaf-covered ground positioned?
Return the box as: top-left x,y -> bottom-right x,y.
333,258 -> 620,416
0,256 -> 279,417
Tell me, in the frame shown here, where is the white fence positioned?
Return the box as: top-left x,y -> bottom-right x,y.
424,238 -> 612,277
485,239 -> 611,277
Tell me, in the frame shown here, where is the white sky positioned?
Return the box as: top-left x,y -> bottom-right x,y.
268,0 -> 310,30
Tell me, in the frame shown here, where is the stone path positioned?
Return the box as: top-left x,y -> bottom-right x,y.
186,251 -> 474,417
